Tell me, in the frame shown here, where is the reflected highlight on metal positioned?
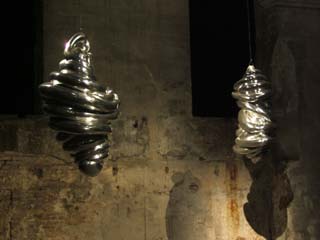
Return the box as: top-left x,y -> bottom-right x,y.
232,65 -> 272,162
39,33 -> 120,176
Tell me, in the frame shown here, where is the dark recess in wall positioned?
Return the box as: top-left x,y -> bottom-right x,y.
189,0 -> 255,117
1,0 -> 42,115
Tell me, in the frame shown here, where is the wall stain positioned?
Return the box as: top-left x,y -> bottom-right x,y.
112,166 -> 119,176
188,183 -> 199,193
32,167 -> 44,179
126,207 -> 131,217
214,165 -> 219,176
229,199 -> 240,227
226,161 -> 240,233
236,237 -> 246,240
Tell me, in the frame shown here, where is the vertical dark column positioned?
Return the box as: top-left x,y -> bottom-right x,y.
189,0 -> 254,117
32,0 -> 43,114
254,1 -> 320,239
0,0 -> 42,115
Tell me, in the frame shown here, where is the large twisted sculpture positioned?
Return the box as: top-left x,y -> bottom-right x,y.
232,64 -> 273,162
39,33 -> 120,176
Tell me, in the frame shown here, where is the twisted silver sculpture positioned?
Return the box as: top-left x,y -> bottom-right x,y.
39,33 -> 120,176
232,64 -> 272,162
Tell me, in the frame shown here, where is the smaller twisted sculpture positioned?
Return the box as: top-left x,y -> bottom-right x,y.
39,33 -> 119,176
232,64 -> 273,162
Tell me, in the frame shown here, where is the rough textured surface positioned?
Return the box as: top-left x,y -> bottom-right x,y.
0,1 -> 263,239
0,118 -> 264,240
0,0 -> 319,239
255,0 -> 320,239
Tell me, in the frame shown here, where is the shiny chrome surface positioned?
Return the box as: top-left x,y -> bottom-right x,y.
39,33 -> 120,176
232,64 -> 272,162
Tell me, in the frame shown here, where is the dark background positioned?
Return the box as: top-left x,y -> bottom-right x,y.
189,0 -> 255,117
1,0 -> 42,115
1,0 -> 254,117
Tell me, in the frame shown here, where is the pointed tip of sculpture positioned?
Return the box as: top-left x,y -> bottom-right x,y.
246,64 -> 256,73
78,161 -> 103,177
64,32 -> 90,58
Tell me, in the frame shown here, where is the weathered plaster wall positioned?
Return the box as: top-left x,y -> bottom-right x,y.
0,1 -> 263,239
0,0 -> 319,240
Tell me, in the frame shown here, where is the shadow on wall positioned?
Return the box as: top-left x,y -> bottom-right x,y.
166,171 -> 212,240
243,143 -> 294,240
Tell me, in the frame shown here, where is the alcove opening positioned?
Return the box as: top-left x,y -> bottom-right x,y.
0,0 -> 43,116
189,0 -> 255,117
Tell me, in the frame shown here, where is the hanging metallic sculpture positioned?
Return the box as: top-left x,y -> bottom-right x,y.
232,64 -> 273,162
39,33 -> 120,176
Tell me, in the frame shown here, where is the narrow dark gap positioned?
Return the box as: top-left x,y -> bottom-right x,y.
189,0 -> 255,117
0,0 -> 42,116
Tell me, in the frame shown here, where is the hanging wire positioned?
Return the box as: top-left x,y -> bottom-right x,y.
79,0 -> 83,31
79,15 -> 83,31
246,0 -> 254,64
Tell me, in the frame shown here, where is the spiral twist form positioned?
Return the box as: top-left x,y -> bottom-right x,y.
232,64 -> 272,162
39,33 -> 120,176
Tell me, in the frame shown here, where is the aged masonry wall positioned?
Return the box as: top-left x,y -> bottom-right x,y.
0,0 -> 319,240
0,1 -> 262,239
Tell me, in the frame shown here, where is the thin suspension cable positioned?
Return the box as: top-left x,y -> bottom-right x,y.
79,0 -> 83,31
80,15 -> 83,31
246,0 -> 254,64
